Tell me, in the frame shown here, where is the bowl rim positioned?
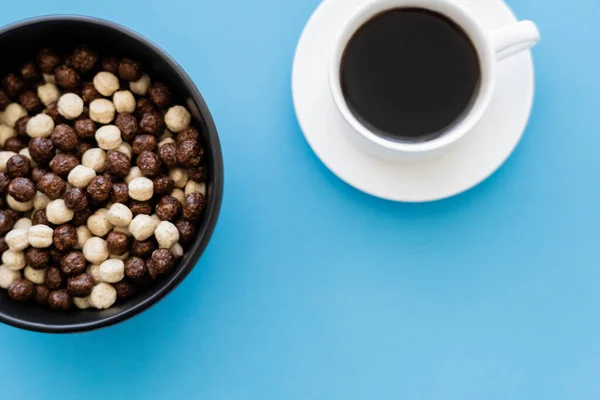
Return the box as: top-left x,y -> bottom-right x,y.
0,14 -> 224,334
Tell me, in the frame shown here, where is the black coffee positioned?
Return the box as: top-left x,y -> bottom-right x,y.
340,8 -> 480,142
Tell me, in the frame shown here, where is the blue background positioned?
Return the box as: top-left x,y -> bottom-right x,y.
1,0 -> 599,398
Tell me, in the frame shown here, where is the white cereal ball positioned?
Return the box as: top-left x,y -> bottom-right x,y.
2,250 -> 26,270
7,195 -> 33,212
185,180 -> 206,196
0,124 -> 16,146
151,214 -> 161,225
128,177 -> 154,201
13,218 -> 32,230
107,203 -> 132,227
155,221 -> 179,249
0,265 -> 21,289
170,242 -> 184,258
68,165 -> 96,188
124,166 -> 142,184
93,71 -> 120,96
24,266 -> 46,284
83,237 -> 109,264
37,82 -> 59,106
87,208 -> 113,237
159,129 -> 173,141
46,199 -> 74,224
116,142 -> 132,158
159,137 -> 175,147
43,73 -> 56,84
110,252 -> 129,260
0,151 -> 17,172
169,168 -> 189,188
33,191 -> 50,211
88,283 -> 117,309
112,225 -> 131,237
129,73 -> 151,95
113,90 -> 136,113
87,264 -> 103,283
28,225 -> 53,248
76,225 -> 92,250
98,259 -> 125,283
26,113 -> 54,138
129,214 -> 158,241
89,98 -> 115,124
95,125 -> 122,150
73,296 -> 91,310
165,106 -> 191,133
2,103 -> 27,127
5,229 -> 30,251
170,188 -> 185,204
57,93 -> 84,120
82,148 -> 106,172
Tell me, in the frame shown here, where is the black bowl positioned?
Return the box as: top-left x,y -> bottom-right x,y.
0,15 -> 224,333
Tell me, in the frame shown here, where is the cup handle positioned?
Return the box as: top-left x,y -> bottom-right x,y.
491,21 -> 540,61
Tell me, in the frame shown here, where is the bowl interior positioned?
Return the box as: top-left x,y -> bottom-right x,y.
0,17 -> 223,333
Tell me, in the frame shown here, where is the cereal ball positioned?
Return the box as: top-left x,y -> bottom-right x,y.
0,172 -> 9,193
0,151 -> 17,172
155,221 -> 179,249
170,188 -> 185,204
68,165 -> 96,188
49,153 -> 79,177
57,93 -> 84,120
43,73 -> 55,83
169,168 -> 188,188
95,125 -> 122,150
0,124 -> 16,146
140,110 -> 165,136
54,65 -> 80,90
69,45 -> 97,73
165,106 -> 191,133
114,279 -> 136,299
136,150 -> 161,176
124,256 -> 148,282
100,56 -> 119,74
75,225 -> 92,250
177,126 -> 201,145
46,199 -> 74,224
81,148 -> 105,173
18,148 -> 36,167
8,177 -> 35,202
170,242 -> 184,258
50,124 -> 77,151
147,82 -> 172,108
88,282 -> 116,309
153,175 -> 174,196
5,228 -> 29,251
75,141 -> 94,160
116,143 -> 132,159
150,214 -> 161,226
129,73 -> 150,95
64,187 -> 89,212
6,137 -> 27,154
19,91 -> 43,113
87,176 -> 112,202
73,207 -> 93,227
24,266 -> 46,285
45,267 -> 64,290
67,273 -> 94,297
135,97 -> 155,119
33,192 -> 50,211
177,140 -> 203,168
53,224 -> 77,252
7,194 -> 33,212
3,73 -> 25,97
45,101 -> 64,124
128,177 -> 154,201
149,249 -> 175,279
37,82 -> 60,107
3,249 -> 26,270
81,81 -> 101,103
48,289 -> 72,311
83,236 -> 108,264
3,103 -> 27,128
34,284 -> 50,305
74,117 -> 96,139
110,182 -> 129,204
106,230 -> 130,255
13,217 -> 31,230
20,61 -> 41,83
175,219 -> 196,246
15,116 -> 30,136
8,278 -> 35,302
0,265 -> 21,289
73,296 -> 91,309
112,90 -> 136,113
183,192 -> 206,220
114,113 -> 138,142
26,247 -> 50,269
129,214 -> 158,241
86,264 -> 102,283
107,203 -> 132,227
105,150 -> 130,177
30,209 -> 50,227
156,196 -> 182,221
26,113 -> 54,138
129,201 -> 152,217
159,135 -> 175,146
0,90 -> 10,110
37,172 -> 66,200
38,48 -> 61,74
28,224 -> 53,248
98,259 -> 124,283
93,71 -> 120,97
87,208 -> 113,237
89,98 -> 115,124
4,209 -> 19,226
28,137 -> 54,165
124,166 -> 142,185
132,134 -> 157,155
7,155 -> 31,178
116,58 -> 142,81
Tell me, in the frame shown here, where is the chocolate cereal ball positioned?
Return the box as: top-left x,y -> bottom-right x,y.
149,249 -> 175,279
101,56 -> 119,74
64,188 -> 89,212
4,136 -> 28,153
61,251 -> 86,276
67,273 -> 94,297
118,58 -> 143,81
107,231 -> 130,255
0,90 -> 10,110
132,135 -> 157,155
8,177 -> 36,202
48,289 -> 72,311
74,118 -> 96,139
0,237 -> 7,253
3,73 -> 25,98
114,279 -> 136,299
177,127 -> 201,144
50,247 -> 66,266
31,167 -> 47,183
69,45 -> 97,73
19,90 -> 43,112
37,172 -> 66,200
110,183 -> 129,204
29,137 -> 54,165
130,238 -> 156,258
53,224 -> 78,252
159,143 -> 178,167
87,176 -> 112,202
45,267 -> 64,290
75,141 -> 94,160
0,173 -> 10,193
153,175 -> 174,196
32,209 -> 50,226
139,110 -> 164,136
20,61 -> 41,83
177,140 -> 203,168
81,82 -> 101,103
188,165 -> 207,183
35,285 -> 50,306
105,151 -> 131,177
15,116 -> 31,136
147,82 -> 172,108
0,211 -> 13,235
38,48 -> 61,74
26,247 -> 51,270
129,201 -> 152,216
8,279 -> 35,302
51,124 -> 78,151
6,155 -> 31,178
49,153 -> 79,177
114,113 -> 138,142
73,207 -> 93,226
175,219 -> 196,246
156,196 -> 182,221
54,65 -> 80,91
136,150 -> 161,176
45,101 -> 64,124
124,257 -> 148,283
183,193 -> 206,220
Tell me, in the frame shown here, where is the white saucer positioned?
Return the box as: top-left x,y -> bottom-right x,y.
292,0 -> 535,202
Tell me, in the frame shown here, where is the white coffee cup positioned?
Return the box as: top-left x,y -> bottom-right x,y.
328,0 -> 540,162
